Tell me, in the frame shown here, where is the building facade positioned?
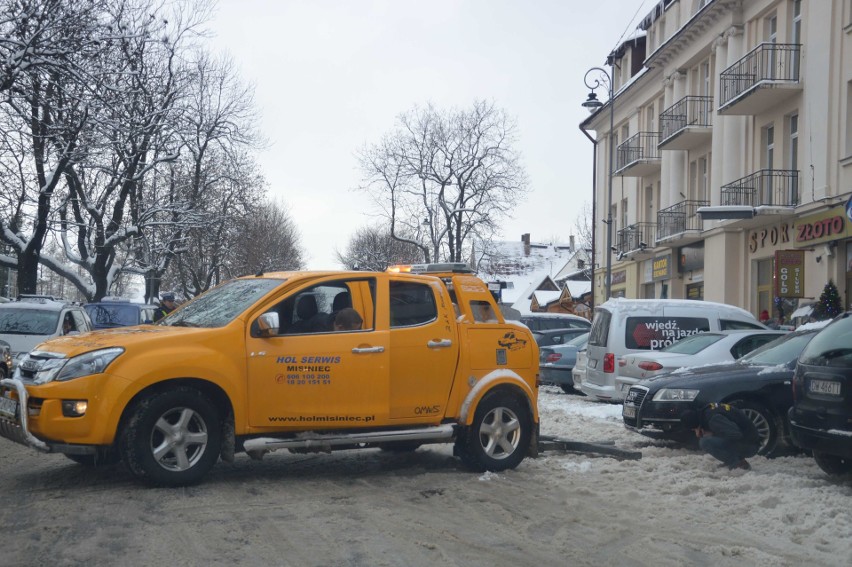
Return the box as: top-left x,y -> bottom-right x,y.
581,0 -> 852,323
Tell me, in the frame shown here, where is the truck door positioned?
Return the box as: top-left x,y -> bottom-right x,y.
388,277 -> 458,420
246,278 -> 389,428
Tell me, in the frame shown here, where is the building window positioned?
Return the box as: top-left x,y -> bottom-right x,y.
764,124 -> 775,204
846,81 -> 852,157
789,113 -> 799,204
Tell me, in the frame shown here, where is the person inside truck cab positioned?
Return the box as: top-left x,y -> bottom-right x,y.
333,308 -> 363,331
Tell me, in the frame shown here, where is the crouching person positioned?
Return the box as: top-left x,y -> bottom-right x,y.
680,403 -> 761,471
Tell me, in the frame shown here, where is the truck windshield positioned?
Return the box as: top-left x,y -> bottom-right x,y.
160,278 -> 285,328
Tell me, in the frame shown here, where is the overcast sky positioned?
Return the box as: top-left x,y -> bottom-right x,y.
206,0 -> 648,269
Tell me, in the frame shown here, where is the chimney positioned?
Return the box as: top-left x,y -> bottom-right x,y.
521,233 -> 530,256
569,235 -> 575,251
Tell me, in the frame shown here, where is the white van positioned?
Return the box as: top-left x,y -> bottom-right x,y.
580,298 -> 765,402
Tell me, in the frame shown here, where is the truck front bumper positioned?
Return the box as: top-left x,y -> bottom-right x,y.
0,378 -> 96,455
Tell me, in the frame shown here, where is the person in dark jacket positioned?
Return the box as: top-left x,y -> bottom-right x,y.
680,403 -> 761,470
153,292 -> 177,322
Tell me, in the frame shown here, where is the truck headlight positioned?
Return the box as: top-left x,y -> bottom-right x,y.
33,348 -> 125,385
652,388 -> 700,402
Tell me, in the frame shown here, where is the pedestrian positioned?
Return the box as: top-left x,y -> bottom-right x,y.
680,403 -> 761,471
759,310 -> 770,324
154,292 -> 177,322
333,307 -> 363,331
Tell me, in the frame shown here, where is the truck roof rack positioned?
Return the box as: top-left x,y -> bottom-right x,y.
387,263 -> 473,274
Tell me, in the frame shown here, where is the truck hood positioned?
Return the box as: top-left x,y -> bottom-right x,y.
31,325 -> 202,358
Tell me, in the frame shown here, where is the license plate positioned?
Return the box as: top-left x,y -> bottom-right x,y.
623,405 -> 636,418
0,394 -> 17,419
809,379 -> 841,396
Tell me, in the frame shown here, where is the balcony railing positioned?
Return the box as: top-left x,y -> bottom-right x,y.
659,96 -> 713,148
719,43 -> 801,108
615,222 -> 656,257
656,200 -> 708,240
720,169 -> 800,208
615,132 -> 661,176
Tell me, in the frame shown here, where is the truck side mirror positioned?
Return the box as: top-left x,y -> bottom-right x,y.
257,312 -> 280,337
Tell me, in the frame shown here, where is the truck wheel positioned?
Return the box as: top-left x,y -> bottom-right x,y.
120,387 -> 222,486
456,391 -> 531,472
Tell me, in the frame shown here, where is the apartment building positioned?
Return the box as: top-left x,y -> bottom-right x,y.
580,0 -> 852,321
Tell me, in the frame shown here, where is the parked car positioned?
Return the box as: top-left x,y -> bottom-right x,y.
617,329 -> 788,392
540,332 -> 589,393
532,327 -> 588,347
519,313 -> 591,331
583,298 -> 765,402
789,313 -> 852,476
84,298 -> 158,329
0,340 -> 11,379
572,348 -> 588,392
0,297 -> 93,368
622,323 -> 829,456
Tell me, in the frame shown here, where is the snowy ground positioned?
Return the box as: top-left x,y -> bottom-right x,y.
1,387 -> 850,566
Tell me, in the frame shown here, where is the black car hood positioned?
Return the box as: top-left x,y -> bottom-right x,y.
642,360 -> 792,390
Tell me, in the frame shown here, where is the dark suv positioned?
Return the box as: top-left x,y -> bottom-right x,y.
84,299 -> 157,329
789,313 -> 852,476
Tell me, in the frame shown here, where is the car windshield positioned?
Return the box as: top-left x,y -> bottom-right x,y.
799,316 -> 852,366
85,304 -> 142,327
567,332 -> 589,347
660,333 -> 723,355
0,308 -> 59,335
739,331 -> 814,366
160,278 -> 284,328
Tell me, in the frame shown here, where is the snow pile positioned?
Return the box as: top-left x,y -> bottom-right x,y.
532,387 -> 852,566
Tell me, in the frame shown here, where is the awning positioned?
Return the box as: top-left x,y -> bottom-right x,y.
790,305 -> 814,319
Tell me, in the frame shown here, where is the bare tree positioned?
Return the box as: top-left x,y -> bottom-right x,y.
228,198 -> 305,277
358,100 -> 528,263
0,0 -> 105,294
130,49 -> 263,302
335,224 -> 424,271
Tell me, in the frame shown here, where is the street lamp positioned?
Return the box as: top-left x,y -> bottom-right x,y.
582,66 -> 614,300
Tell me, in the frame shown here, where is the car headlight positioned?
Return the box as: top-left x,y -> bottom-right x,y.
652,388 -> 700,402
31,348 -> 124,385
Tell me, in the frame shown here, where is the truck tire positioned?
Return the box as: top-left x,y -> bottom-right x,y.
455,391 -> 531,472
120,387 -> 222,486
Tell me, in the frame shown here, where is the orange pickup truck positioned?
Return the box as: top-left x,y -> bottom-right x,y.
0,264 -> 539,485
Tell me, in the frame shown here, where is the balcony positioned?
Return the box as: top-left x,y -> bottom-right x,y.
720,169 -> 800,208
614,222 -> 656,260
658,96 -> 713,150
718,43 -> 802,115
614,132 -> 661,177
656,200 -> 708,245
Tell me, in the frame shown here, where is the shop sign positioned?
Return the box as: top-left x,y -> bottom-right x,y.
775,250 -> 804,298
749,224 -> 791,253
652,255 -> 671,281
792,206 -> 852,248
679,242 -> 704,272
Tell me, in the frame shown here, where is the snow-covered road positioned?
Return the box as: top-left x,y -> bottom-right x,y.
1,388 -> 850,566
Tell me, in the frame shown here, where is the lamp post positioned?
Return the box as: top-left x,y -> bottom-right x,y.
582,66 -> 614,300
